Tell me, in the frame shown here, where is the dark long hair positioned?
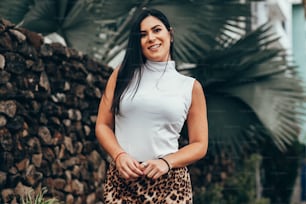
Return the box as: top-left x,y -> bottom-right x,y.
111,8 -> 174,115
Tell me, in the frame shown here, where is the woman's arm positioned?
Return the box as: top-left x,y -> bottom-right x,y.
163,80 -> 208,168
95,68 -> 143,179
95,68 -> 121,159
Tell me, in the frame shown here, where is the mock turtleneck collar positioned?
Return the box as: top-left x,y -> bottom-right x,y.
144,60 -> 176,72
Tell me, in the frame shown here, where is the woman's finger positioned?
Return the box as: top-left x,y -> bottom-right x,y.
148,170 -> 160,179
131,161 -> 144,175
116,154 -> 142,177
142,159 -> 169,179
127,162 -> 143,177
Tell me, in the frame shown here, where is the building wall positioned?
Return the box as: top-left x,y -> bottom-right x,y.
251,0 -> 292,50
292,3 -> 306,143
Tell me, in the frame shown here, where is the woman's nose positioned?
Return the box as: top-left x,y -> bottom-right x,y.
147,32 -> 156,42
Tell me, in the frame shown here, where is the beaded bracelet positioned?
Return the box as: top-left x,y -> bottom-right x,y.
159,158 -> 171,173
114,151 -> 126,164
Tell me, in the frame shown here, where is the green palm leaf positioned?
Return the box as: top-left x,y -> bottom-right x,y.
0,0 -> 33,24
0,0 -> 259,63
101,0 -> 257,63
21,0 -> 98,52
186,24 -> 306,153
22,0 -> 59,33
0,0 -> 100,52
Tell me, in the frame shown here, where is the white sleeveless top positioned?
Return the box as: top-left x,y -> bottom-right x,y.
115,60 -> 195,161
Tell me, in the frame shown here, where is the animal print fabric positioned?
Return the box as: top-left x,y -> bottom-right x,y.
103,163 -> 193,204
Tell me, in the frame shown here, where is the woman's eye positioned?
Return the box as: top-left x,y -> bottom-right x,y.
153,28 -> 161,33
140,33 -> 146,38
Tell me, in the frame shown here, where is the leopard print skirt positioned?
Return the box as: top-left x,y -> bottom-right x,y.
103,163 -> 193,204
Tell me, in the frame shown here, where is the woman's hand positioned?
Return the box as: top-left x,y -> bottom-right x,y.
115,153 -> 143,180
140,159 -> 170,179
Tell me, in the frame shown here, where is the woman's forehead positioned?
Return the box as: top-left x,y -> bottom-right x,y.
140,16 -> 164,31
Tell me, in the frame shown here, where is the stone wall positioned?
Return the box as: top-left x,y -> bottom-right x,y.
0,19 -> 113,204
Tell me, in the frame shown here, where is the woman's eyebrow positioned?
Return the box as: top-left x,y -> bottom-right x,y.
140,25 -> 162,33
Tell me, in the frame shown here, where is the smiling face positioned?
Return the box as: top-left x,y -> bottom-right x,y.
140,16 -> 172,62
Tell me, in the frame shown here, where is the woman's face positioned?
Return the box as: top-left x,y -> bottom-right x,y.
140,16 -> 172,62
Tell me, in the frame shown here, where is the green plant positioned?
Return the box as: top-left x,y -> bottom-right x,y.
194,154 -> 271,204
222,154 -> 270,204
21,187 -> 61,204
193,184 -> 225,204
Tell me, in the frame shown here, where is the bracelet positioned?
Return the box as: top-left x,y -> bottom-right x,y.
159,158 -> 171,172
114,151 -> 126,163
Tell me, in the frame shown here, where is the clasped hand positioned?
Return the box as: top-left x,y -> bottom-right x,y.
115,154 -> 169,180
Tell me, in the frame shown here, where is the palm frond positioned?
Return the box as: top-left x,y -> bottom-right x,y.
87,0 -> 142,20
0,0 -> 260,64
0,0 -> 34,24
187,23 -> 306,153
101,0 -> 256,64
22,0 -> 59,33
19,0 -> 99,52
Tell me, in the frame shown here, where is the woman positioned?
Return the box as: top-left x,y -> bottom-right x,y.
95,8 -> 208,203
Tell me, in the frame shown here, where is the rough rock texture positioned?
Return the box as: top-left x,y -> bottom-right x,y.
0,18 -> 113,204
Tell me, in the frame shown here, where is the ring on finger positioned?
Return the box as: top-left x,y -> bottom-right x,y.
142,162 -> 148,167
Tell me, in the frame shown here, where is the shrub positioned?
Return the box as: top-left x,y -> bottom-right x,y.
194,154 -> 270,204
21,187 -> 61,204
